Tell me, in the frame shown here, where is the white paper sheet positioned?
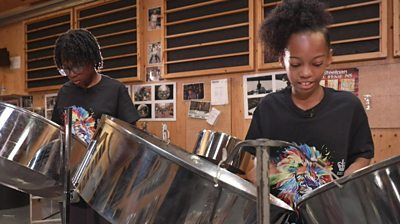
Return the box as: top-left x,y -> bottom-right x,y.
206,107 -> 221,125
211,79 -> 228,105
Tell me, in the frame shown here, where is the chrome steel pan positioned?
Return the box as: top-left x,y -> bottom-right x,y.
297,156 -> 400,224
73,115 -> 293,224
0,102 -> 87,198
193,129 -> 245,174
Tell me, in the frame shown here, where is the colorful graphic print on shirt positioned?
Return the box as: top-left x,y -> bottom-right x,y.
269,144 -> 334,208
63,106 -> 96,144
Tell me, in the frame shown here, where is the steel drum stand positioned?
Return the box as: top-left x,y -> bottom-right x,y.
224,139 -> 270,224
255,144 -> 270,224
225,139 -> 297,224
61,107 -> 72,224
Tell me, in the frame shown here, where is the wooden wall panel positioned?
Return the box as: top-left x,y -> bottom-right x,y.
371,129 -> 400,163
355,62 -> 400,128
139,0 -> 234,152
231,73 -> 251,139
0,21 -> 27,96
184,76 -> 232,152
136,74 -> 233,152
143,0 -> 162,75
0,0 -> 43,14
394,0 -> 400,56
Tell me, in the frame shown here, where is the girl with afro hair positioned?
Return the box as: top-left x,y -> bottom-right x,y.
246,0 -> 374,222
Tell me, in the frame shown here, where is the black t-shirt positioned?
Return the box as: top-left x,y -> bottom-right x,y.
246,87 -> 374,208
51,75 -> 140,143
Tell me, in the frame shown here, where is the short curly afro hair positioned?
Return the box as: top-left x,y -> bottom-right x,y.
260,0 -> 333,59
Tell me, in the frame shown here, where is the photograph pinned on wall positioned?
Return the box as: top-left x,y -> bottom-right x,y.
155,84 -> 174,101
148,7 -> 161,31
155,102 -> 174,119
247,97 -> 263,117
146,66 -> 163,82
246,75 -> 273,96
320,68 -> 359,95
275,73 -> 289,92
133,85 -> 152,102
135,103 -> 152,119
243,71 -> 288,119
188,100 -> 211,119
44,93 -> 57,119
21,96 -> 33,109
132,82 -> 176,121
148,42 -> 161,65
183,83 -> 204,100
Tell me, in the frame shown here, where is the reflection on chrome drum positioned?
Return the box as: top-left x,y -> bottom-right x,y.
193,129 -> 245,174
0,102 -> 86,198
298,156 -> 400,224
73,115 -> 293,224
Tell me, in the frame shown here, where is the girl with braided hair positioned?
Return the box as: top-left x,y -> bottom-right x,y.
52,28 -> 139,132
52,28 -> 139,224
246,0 -> 374,222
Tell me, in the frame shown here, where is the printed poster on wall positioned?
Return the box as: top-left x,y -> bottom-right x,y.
320,68 -> 359,95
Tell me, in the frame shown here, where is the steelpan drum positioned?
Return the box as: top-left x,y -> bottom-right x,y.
193,129 -> 245,174
73,115 -> 293,224
297,156 -> 400,224
0,102 -> 87,197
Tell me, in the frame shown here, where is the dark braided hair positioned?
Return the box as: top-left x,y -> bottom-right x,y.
54,29 -> 103,70
260,0 -> 333,59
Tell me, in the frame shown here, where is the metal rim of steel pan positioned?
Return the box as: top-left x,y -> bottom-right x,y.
73,115 -> 294,224
0,102 -> 87,198
297,155 -> 400,224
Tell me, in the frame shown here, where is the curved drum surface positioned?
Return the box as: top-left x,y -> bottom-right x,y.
0,102 -> 87,197
297,156 -> 400,224
193,129 -> 244,174
73,115 -> 293,224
